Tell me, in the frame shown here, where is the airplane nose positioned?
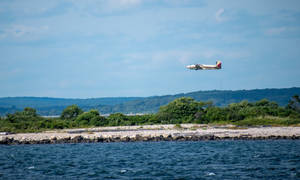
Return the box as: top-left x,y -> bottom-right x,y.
186,65 -> 195,69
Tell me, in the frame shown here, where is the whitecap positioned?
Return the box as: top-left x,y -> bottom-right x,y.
28,166 -> 35,169
120,169 -> 127,173
207,172 -> 216,176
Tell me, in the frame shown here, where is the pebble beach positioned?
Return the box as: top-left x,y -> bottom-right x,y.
1,124 -> 300,145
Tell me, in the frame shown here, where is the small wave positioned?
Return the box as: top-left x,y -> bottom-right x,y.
28,166 -> 35,169
207,172 -> 215,176
120,169 -> 127,173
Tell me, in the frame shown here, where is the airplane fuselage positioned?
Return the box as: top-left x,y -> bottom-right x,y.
186,61 -> 222,70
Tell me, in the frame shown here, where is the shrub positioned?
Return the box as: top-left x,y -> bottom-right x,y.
61,105 -> 83,120
76,109 -> 106,126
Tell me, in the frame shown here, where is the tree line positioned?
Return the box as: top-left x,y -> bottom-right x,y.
0,95 -> 300,133
1,87 -> 299,116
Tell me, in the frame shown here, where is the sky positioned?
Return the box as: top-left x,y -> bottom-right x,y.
0,0 -> 300,98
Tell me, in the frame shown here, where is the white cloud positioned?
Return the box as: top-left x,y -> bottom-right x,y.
68,0 -> 142,15
118,0 -> 141,6
0,1 -> 63,17
146,51 -> 195,65
265,27 -> 286,36
215,8 -> 225,22
1,25 -> 49,39
105,0 -> 141,10
122,50 -> 203,69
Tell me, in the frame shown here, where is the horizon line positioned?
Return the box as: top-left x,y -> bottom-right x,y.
0,87 -> 299,99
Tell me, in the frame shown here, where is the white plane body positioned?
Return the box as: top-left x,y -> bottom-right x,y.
186,61 -> 222,70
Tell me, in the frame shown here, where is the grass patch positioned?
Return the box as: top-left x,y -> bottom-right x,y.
174,124 -> 183,130
234,116 -> 300,126
189,125 -> 200,131
226,126 -> 248,130
209,121 -> 232,126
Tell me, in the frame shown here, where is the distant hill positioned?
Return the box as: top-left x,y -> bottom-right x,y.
0,87 -> 299,116
0,97 -> 142,116
0,97 -> 142,108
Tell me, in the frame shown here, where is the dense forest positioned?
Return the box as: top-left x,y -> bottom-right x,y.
0,87 -> 299,116
0,95 -> 299,133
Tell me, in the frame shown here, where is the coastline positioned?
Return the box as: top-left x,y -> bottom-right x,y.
1,124 -> 300,145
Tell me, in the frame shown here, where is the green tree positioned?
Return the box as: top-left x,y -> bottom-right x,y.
287,95 -> 300,113
76,109 -> 106,126
204,107 -> 227,122
6,107 -> 40,123
23,107 -> 38,117
61,105 -> 83,120
107,113 -> 128,126
156,97 -> 211,124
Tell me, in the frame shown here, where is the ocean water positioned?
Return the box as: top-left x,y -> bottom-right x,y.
0,140 -> 300,179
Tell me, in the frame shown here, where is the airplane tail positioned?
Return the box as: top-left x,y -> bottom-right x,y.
216,61 -> 222,69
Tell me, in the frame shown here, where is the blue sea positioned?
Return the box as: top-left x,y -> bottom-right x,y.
0,140 -> 300,179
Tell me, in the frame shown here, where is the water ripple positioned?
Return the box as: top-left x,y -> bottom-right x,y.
0,140 -> 300,179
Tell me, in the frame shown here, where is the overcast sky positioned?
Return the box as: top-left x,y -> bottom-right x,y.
1,0 -> 300,98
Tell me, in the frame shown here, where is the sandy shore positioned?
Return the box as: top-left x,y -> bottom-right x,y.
1,124 -> 300,145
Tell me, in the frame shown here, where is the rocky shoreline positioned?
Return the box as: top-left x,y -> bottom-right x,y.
1,124 -> 300,145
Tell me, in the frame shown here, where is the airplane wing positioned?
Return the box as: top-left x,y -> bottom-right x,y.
195,64 -> 203,70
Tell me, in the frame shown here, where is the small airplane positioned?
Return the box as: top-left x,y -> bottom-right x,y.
186,61 -> 222,70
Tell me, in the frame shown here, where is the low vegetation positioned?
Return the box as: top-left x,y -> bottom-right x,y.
0,95 -> 300,133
